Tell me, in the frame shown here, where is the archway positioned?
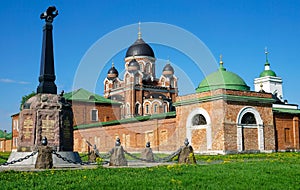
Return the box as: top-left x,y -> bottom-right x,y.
186,108 -> 212,150
236,107 -> 264,152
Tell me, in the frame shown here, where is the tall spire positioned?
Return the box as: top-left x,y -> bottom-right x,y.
138,21 -> 142,39
37,6 -> 58,94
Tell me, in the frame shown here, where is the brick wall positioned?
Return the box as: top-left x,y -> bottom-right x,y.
274,114 -> 300,151
73,117 -> 177,153
71,101 -> 120,126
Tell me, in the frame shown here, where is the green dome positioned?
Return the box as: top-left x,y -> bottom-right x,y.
196,65 -> 250,93
259,69 -> 277,77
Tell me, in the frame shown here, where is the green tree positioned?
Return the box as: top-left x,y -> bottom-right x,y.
20,91 -> 36,110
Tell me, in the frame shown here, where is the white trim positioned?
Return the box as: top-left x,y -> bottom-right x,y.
186,108 -> 212,150
236,106 -> 264,152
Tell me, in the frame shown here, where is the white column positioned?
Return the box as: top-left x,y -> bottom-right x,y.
237,125 -> 243,152
206,125 -> 212,150
257,125 -> 264,151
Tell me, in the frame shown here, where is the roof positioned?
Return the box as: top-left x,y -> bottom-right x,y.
196,64 -> 250,93
259,69 -> 277,77
74,111 -> 176,130
273,108 -> 300,115
63,88 -> 121,105
174,94 -> 275,107
125,38 -> 155,58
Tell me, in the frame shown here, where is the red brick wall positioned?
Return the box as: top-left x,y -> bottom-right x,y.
74,117 -> 177,153
274,114 -> 300,151
71,101 -> 120,126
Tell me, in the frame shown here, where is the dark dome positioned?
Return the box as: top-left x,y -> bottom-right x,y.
125,38 -> 155,58
162,63 -> 174,77
107,65 -> 119,80
128,59 -> 140,72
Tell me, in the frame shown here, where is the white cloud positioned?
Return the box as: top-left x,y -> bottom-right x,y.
0,78 -> 30,84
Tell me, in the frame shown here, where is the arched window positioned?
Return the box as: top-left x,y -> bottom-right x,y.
146,63 -> 151,74
113,81 -> 118,89
146,104 -> 149,114
135,76 -> 139,84
241,112 -> 256,124
135,104 -> 140,115
154,104 -> 158,113
163,103 -> 168,113
192,114 -> 207,126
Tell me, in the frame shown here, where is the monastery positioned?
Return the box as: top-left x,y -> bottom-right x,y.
9,30 -> 300,154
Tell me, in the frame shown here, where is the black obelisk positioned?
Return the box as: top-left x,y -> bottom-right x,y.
37,6 -> 58,94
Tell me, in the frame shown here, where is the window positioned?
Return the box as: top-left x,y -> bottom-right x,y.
154,104 -> 158,113
192,114 -> 207,126
135,76 -> 139,84
241,112 -> 256,124
135,104 -> 140,115
146,105 -> 149,114
146,63 -> 151,73
164,104 -> 168,113
113,82 -> 118,89
91,109 -> 98,121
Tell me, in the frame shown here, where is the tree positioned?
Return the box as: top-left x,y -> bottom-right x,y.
20,91 -> 36,110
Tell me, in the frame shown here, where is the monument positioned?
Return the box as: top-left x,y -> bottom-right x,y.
7,6 -> 81,167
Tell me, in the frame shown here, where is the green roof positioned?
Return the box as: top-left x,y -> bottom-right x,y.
63,88 -> 120,105
273,108 -> 300,114
259,69 -> 277,77
196,64 -> 250,93
74,111 -> 176,130
0,130 -> 12,140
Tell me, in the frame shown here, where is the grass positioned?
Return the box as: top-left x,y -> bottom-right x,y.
1,152 -> 300,189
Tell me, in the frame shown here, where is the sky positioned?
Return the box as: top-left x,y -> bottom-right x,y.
0,0 -> 299,132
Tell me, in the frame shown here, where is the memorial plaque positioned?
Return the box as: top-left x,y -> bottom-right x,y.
41,117 -> 55,140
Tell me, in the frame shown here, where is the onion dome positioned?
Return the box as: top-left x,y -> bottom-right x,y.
259,49 -> 277,77
125,22 -> 155,58
125,38 -> 155,58
128,58 -> 140,72
162,62 -> 174,77
196,56 -> 250,93
107,63 -> 119,80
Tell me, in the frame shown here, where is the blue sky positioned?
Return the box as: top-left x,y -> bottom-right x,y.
0,0 -> 299,132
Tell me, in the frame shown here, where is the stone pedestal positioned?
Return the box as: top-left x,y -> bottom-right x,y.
35,146 -> 53,169
141,148 -> 154,162
178,146 -> 196,164
109,146 -> 128,166
18,93 -> 74,152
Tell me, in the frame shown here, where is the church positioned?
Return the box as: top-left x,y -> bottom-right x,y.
10,29 -> 300,154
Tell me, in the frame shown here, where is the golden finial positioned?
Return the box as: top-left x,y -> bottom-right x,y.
219,54 -> 223,65
138,21 -> 142,39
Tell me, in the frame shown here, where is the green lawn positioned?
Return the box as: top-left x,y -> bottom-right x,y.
1,152 -> 300,189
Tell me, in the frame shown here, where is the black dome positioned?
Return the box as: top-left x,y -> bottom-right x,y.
162,63 -> 174,77
125,38 -> 155,58
107,65 -> 118,80
163,63 -> 174,72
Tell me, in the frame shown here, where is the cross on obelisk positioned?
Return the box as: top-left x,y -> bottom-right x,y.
37,6 -> 58,94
